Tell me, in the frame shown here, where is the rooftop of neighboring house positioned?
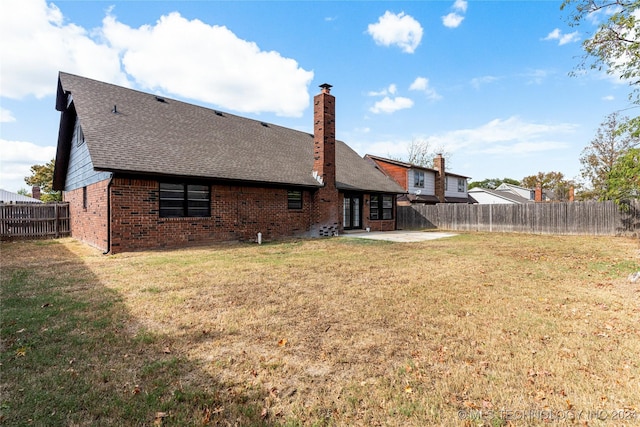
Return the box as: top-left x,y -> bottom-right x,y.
0,189 -> 43,204
53,72 -> 404,195
468,187 -> 533,204
364,154 -> 470,179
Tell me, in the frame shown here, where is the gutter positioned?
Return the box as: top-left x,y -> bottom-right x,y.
103,175 -> 113,255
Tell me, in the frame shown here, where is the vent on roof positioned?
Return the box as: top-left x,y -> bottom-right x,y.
215,111 -> 224,117
112,105 -> 118,114
155,96 -> 167,103
261,122 -> 269,128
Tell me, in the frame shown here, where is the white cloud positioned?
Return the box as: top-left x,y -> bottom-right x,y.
1,108 -> 16,123
0,0 -> 128,100
602,95 -> 615,101
470,75 -> 499,89
543,28 -> 580,45
101,12 -> 313,117
409,77 -> 442,101
442,0 -> 468,28
453,0 -> 468,13
442,13 -> 464,29
0,139 -> 56,192
369,96 -> 414,114
1,0 -> 313,117
421,116 -> 577,155
367,11 -> 423,54
523,69 -> 552,85
368,84 -> 397,97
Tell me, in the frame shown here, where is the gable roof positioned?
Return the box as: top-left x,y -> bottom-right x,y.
54,72 -> 403,194
364,154 -> 470,179
468,187 -> 532,204
0,189 -> 43,204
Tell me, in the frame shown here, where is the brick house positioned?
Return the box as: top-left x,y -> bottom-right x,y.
52,73 -> 404,253
365,154 -> 471,205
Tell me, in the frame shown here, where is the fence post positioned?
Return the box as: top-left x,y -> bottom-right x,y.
54,203 -> 60,238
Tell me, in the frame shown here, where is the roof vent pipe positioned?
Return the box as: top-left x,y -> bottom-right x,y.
112,105 -> 118,114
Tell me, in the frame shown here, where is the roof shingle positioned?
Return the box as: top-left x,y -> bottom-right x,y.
57,72 -> 404,194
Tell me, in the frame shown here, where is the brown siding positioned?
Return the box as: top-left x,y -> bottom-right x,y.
109,178 -> 313,253
369,160 -> 409,191
64,179 -> 110,251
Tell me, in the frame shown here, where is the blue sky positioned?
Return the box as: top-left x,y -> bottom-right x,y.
0,0 -> 635,192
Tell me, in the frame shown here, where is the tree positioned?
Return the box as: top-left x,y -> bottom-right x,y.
562,0 -> 640,135
24,159 -> 61,202
389,138 -> 451,169
521,171 -> 576,201
579,112 -> 639,200
604,147 -> 640,201
468,177 -> 520,190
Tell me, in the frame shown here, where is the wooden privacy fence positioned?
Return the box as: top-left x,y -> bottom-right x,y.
397,200 -> 640,237
0,203 -> 70,240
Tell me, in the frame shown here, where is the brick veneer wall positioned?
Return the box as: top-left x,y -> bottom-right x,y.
109,178 -> 313,253
64,179 -> 110,251
361,193 -> 396,232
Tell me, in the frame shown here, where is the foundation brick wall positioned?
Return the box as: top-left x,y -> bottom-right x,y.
64,179 -> 110,251
109,178 -> 312,253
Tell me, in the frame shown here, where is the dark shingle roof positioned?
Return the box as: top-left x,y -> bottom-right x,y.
364,154 -> 470,179
56,72 -> 404,194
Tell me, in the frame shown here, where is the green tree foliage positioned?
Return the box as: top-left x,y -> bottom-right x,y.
468,178 -> 520,190
521,171 -> 577,201
562,0 -> 640,135
604,147 -> 640,201
579,112 -> 639,200
24,159 -> 61,202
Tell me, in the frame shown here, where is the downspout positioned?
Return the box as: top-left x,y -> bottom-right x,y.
103,175 -> 113,255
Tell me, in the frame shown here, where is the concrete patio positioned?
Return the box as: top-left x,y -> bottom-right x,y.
341,230 -> 457,242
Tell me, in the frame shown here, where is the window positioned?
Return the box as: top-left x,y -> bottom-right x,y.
370,194 -> 394,220
288,190 -> 302,209
414,171 -> 424,188
82,186 -> 87,210
75,125 -> 85,147
159,183 -> 210,218
457,178 -> 466,193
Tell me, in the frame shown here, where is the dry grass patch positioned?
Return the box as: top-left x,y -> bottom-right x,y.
2,233 -> 639,426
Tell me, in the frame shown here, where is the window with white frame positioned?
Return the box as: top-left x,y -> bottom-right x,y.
457,178 -> 466,192
414,171 -> 424,188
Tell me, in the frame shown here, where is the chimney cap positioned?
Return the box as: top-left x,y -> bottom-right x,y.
319,83 -> 333,94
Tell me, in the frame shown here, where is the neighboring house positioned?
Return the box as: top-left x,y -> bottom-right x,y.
0,188 -> 43,204
364,154 -> 471,205
468,187 -> 533,204
469,182 -> 553,204
52,73 -> 404,253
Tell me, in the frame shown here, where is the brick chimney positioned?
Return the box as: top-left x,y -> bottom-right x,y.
311,83 -> 340,236
433,154 -> 446,203
32,186 -> 41,201
534,184 -> 543,202
568,185 -> 575,202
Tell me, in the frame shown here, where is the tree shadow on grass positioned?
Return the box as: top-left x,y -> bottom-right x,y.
0,240 -> 275,426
